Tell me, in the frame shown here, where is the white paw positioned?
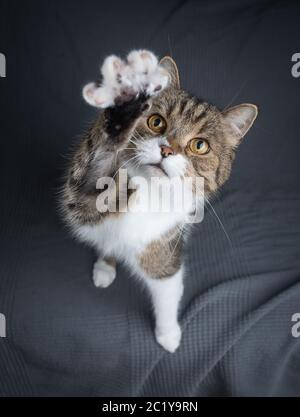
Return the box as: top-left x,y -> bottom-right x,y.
83,50 -> 169,108
93,259 -> 116,288
155,324 -> 182,353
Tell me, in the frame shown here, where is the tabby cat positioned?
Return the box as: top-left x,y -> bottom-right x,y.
61,50 -> 257,352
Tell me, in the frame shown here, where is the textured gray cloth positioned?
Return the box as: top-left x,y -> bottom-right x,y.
0,0 -> 300,396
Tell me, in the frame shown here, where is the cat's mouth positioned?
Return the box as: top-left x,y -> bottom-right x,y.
127,137 -> 188,179
148,163 -> 168,177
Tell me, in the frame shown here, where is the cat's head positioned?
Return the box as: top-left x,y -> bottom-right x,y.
126,56 -> 258,196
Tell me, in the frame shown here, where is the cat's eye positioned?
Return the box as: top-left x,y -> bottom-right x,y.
147,114 -> 167,134
188,138 -> 210,155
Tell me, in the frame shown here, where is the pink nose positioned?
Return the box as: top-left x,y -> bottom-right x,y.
160,145 -> 174,158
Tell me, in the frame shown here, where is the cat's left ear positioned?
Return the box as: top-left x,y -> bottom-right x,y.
222,104 -> 258,146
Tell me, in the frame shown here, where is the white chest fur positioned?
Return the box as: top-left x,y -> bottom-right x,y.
76,208 -> 184,261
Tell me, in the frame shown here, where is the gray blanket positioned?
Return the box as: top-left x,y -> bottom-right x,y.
0,0 -> 300,396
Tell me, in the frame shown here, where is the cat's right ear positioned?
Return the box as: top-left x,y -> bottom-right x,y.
159,56 -> 180,89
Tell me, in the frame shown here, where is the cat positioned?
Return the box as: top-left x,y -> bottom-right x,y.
61,50 -> 258,353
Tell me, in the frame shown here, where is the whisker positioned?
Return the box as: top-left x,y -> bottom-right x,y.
132,130 -> 147,143
168,224 -> 185,262
223,79 -> 249,111
129,137 -> 140,147
202,194 -> 233,247
133,130 -> 144,140
112,154 -> 139,180
167,34 -> 174,59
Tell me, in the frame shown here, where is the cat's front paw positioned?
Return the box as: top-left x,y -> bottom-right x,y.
93,259 -> 116,288
83,50 -> 169,108
155,324 -> 182,353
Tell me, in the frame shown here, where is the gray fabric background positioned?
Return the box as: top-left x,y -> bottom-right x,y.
0,0 -> 300,396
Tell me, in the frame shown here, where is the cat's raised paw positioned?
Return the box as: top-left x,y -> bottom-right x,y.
93,259 -> 116,288
83,50 -> 169,108
155,324 -> 182,353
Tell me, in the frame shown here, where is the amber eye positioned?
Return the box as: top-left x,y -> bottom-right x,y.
147,114 -> 167,134
189,138 -> 210,155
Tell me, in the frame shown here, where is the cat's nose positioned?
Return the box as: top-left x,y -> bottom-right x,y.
160,145 -> 174,158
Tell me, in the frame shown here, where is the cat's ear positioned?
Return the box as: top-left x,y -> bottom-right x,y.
222,104 -> 258,146
159,56 -> 180,89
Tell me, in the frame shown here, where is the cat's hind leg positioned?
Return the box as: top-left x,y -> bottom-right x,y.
93,257 -> 116,288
